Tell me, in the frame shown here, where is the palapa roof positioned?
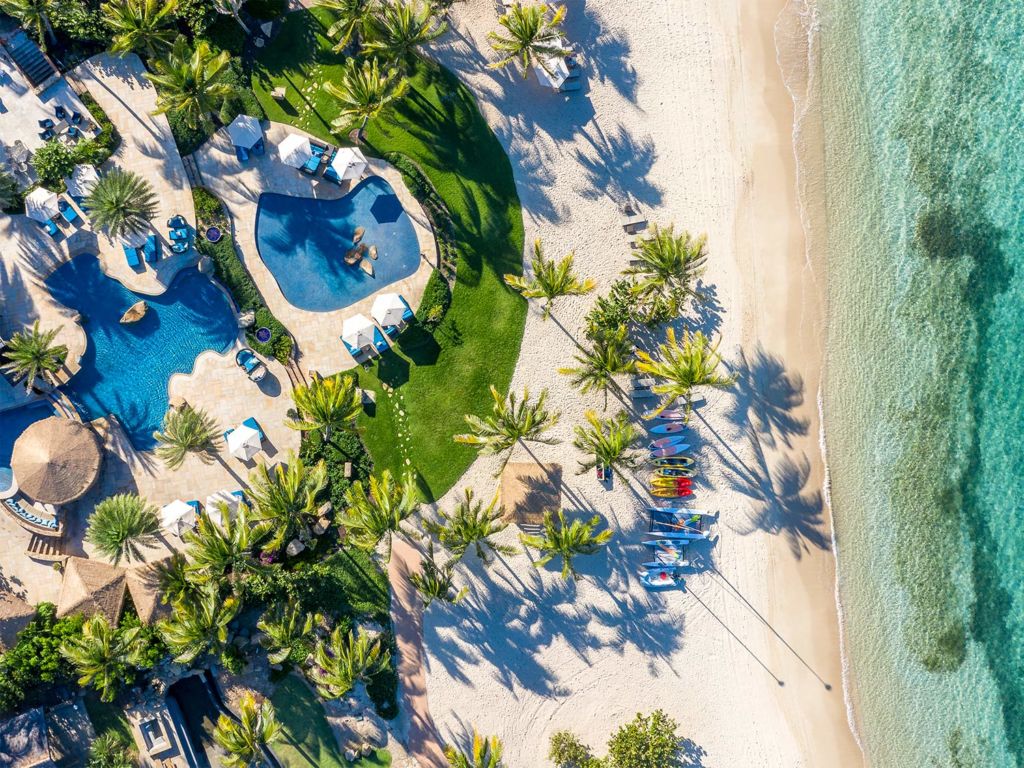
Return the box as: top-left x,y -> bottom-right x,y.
499,461 -> 562,526
56,557 -> 126,624
10,418 -> 103,505
125,559 -> 171,625
0,593 -> 35,651
0,708 -> 55,768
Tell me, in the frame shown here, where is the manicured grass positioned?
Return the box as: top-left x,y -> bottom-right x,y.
251,11 -> 526,500
270,675 -> 391,768
83,694 -> 133,744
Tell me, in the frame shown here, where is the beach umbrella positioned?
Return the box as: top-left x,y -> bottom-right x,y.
160,499 -> 197,537
227,114 -> 263,149
65,164 -> 99,198
24,188 -> 60,223
278,133 -> 312,168
227,422 -> 262,461
204,489 -> 242,525
329,147 -> 368,181
371,293 -> 407,328
534,56 -> 570,89
342,314 -> 376,350
10,417 -> 102,505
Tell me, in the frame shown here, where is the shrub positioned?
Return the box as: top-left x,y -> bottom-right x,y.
174,0 -> 217,37
606,710 -> 682,768
203,16 -> 247,56
0,170 -> 23,214
549,730 -> 598,768
249,306 -> 292,364
221,60 -> 265,123
87,732 -> 136,768
32,141 -> 75,189
384,151 -> 458,276
220,643 -> 246,674
193,186 -> 225,224
78,91 -> 121,159
299,417 -> 373,512
167,109 -> 209,157
365,630 -> 398,719
71,139 -> 109,166
585,279 -> 637,342
417,269 -> 451,329
0,603 -> 84,714
118,610 -> 167,670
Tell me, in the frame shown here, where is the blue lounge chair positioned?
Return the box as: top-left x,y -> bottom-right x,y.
372,326 -> 389,353
54,105 -> 66,120
252,138 -> 265,156
143,234 -> 160,263
242,417 -> 264,441
185,500 -> 201,520
342,337 -> 362,358
170,241 -> 189,254
170,227 -> 190,241
38,129 -> 53,141
382,323 -> 401,339
231,489 -> 246,504
235,145 -> 249,162
71,195 -> 90,213
40,219 -> 59,238
38,118 -> 53,128
71,110 -> 82,125
323,164 -> 341,184
398,296 -> 415,323
58,199 -> 78,224
168,215 -> 188,229
67,125 -> 79,138
123,243 -> 141,267
301,154 -> 321,175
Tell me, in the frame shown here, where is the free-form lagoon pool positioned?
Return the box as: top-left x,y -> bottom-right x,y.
254,176 -> 420,312
45,254 -> 238,450
0,401 -> 52,468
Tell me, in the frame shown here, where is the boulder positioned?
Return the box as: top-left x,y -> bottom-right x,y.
119,300 -> 147,324
285,539 -> 306,557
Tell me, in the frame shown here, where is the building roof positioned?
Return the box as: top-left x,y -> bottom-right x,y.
0,708 -> 55,768
10,418 -> 103,505
499,462 -> 562,526
0,593 -> 35,651
56,558 -> 126,624
125,560 -> 171,625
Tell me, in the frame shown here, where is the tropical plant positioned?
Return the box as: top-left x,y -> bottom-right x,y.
0,169 -> 20,211
424,488 -> 515,564
213,694 -> 282,768
153,404 -> 220,470
287,373 -> 362,442
257,599 -> 321,665
605,710 -> 682,768
323,56 -> 408,140
212,0 -> 250,34
623,225 -> 708,323
503,240 -> 595,320
338,469 -> 420,559
246,452 -> 328,554
87,732 -> 137,768
155,552 -> 201,607
85,494 -> 161,565
147,38 -> 236,131
84,168 -> 158,240
363,0 -> 447,70
634,328 -> 734,416
309,627 -> 390,699
409,542 -> 467,608
584,279 -> 638,341
487,2 -> 567,78
60,615 -> 143,702
548,730 -> 597,768
315,0 -> 372,51
444,731 -> 504,768
519,510 -> 612,581
30,139 -> 75,187
454,385 -> 560,473
572,410 -> 642,479
0,0 -> 58,48
184,505 -> 270,588
0,320 -> 66,393
102,0 -> 179,58
558,324 -> 636,408
158,585 -> 240,664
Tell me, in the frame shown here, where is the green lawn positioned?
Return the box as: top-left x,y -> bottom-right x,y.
250,10 -> 526,500
271,675 -> 391,768
83,694 -> 133,744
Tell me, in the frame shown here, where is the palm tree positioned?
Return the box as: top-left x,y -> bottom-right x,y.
153,404 -> 220,470
184,505 -> 269,588
246,452 -> 329,554
103,0 -> 179,58
558,324 -> 636,408
0,169 -> 21,211
323,57 -> 408,141
156,552 -> 201,607
635,328 -> 734,416
0,0 -> 58,48
213,0 -> 250,34
487,2 -> 567,79
503,240 -> 595,320
310,627 -> 390,699
623,225 -> 708,322
444,731 -> 504,768
287,373 -> 362,442
86,494 -> 161,565
424,488 -> 515,564
147,38 -> 236,131
84,169 -> 158,240
159,585 -> 240,664
60,615 -> 143,702
213,694 -> 282,768
257,599 -> 321,665
519,509 -> 612,581
363,0 -> 447,70
410,542 -> 467,609
338,469 -> 420,559
88,733 -> 136,768
315,0 -> 373,51
454,385 -> 560,473
572,410 -> 641,479
0,320 -> 66,393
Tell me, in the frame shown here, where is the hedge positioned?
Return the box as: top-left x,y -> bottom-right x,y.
416,269 -> 451,330
78,90 -> 121,160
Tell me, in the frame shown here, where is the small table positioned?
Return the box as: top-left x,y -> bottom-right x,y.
271,86 -> 286,100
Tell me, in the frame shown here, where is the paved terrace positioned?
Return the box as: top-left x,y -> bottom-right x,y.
193,122 -> 437,376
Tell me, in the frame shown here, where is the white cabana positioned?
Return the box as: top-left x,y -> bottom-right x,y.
371,293 -> 407,328
65,164 -> 98,198
160,500 -> 197,537
227,423 -> 262,461
329,147 -> 367,181
342,314 -> 376,351
534,56 -> 571,89
204,489 -> 243,526
228,114 -> 263,149
24,188 -> 59,222
278,133 -> 312,168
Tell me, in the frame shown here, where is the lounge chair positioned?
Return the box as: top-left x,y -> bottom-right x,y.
560,79 -> 583,92
372,326 -> 389,353
170,227 -> 189,241
40,219 -> 59,238
242,417 -> 265,441
398,296 -> 415,323
323,163 -> 341,184
71,111 -> 82,125
235,145 -> 249,162
251,138 -> 265,156
382,323 -> 401,339
67,126 -> 79,138
342,337 -> 363,359
170,241 -> 189,255
123,244 -> 141,267
38,118 -> 53,129
54,105 -> 66,120
168,215 -> 188,229
38,129 -> 53,141
58,199 -> 78,224
231,489 -> 246,504
143,234 -> 160,263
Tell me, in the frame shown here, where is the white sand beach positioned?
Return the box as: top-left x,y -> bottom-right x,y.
412,0 -> 863,764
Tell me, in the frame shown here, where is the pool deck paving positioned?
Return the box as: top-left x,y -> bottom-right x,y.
193,122 -> 437,377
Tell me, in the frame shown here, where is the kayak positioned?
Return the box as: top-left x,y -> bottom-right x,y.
649,422 -> 686,435
651,456 -> 694,467
649,435 -> 688,449
651,486 -> 693,498
643,408 -> 687,421
648,506 -> 716,518
649,444 -> 690,458
642,538 -> 691,549
654,467 -> 696,478
650,477 -> 692,487
639,569 -> 685,590
641,551 -> 690,569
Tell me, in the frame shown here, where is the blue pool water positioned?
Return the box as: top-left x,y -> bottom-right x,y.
0,401 -> 52,467
254,176 -> 421,312
45,255 -> 238,450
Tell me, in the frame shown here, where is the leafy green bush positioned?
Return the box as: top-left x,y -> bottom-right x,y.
385,150 -> 457,276
192,186 -> 225,224
32,141 -> 75,189
118,610 -> 167,670
250,306 -> 292,364
416,269 -> 451,329
299,418 -> 373,512
78,91 -> 121,159
221,60 -> 266,123
203,16 -> 247,56
585,279 -> 637,341
0,603 -> 84,714
220,643 -> 246,674
86,732 -> 136,768
549,730 -> 599,768
606,710 -> 683,768
365,631 -> 398,719
167,109 -> 209,157
174,0 -> 217,36
0,170 -> 23,214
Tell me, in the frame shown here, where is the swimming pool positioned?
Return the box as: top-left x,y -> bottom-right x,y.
254,176 -> 421,312
45,254 -> 238,450
0,401 -> 52,468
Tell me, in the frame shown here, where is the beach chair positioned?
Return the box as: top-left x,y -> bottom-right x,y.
560,79 -> 583,92
235,144 -> 249,162
123,243 -> 141,267
170,241 -> 189,254
58,199 -> 78,224
382,323 -> 402,339
38,129 -> 53,141
342,337 -> 363,359
168,215 -> 188,229
143,234 -> 160,263
40,219 -> 59,238
38,118 -> 53,129
398,296 -> 415,323
242,417 -> 265,441
169,227 -> 190,241
372,326 -> 389,354
252,138 -> 265,156
71,111 -> 82,125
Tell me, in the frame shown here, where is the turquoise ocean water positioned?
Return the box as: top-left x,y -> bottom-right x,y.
806,0 -> 1024,764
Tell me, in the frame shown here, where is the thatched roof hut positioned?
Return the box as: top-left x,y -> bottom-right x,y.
0,708 -> 55,768
0,593 -> 35,651
499,461 -> 562,526
56,558 -> 126,624
125,560 -> 171,625
10,418 -> 102,505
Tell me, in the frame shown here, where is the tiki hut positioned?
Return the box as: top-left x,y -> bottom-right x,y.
499,461 -> 562,527
0,708 -> 55,768
0,593 -> 34,651
56,558 -> 126,624
125,560 -> 171,625
10,418 -> 102,505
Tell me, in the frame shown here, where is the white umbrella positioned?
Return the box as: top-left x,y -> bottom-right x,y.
342,314 -> 376,350
24,188 -> 60,222
228,115 -> 263,149
278,133 -> 312,168
329,147 -> 367,181
534,56 -> 570,89
371,293 -> 407,328
65,164 -> 98,198
161,500 -> 197,537
227,423 -> 262,461
204,489 -> 242,525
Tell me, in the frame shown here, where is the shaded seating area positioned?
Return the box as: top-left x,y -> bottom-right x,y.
24,188 -> 60,238
234,347 -> 267,382
160,499 -> 198,538
371,292 -> 414,338
11,417 -> 103,507
228,114 -> 265,162
225,418 -> 264,461
341,313 -> 389,360
323,146 -> 367,184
